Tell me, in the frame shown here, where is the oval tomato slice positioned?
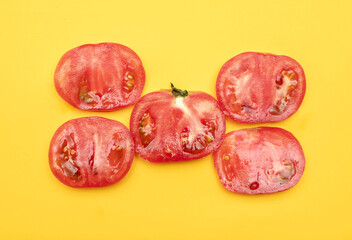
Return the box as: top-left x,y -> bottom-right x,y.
130,84 -> 226,162
54,42 -> 145,111
216,52 -> 306,123
49,117 -> 134,188
213,127 -> 305,194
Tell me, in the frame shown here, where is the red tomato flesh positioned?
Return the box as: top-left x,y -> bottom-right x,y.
130,84 -> 226,162
213,127 -> 305,194
49,117 -> 134,188
216,52 -> 306,123
54,42 -> 145,111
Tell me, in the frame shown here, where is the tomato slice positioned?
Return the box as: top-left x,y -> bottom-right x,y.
49,117 -> 134,188
54,43 -> 145,111
213,127 -> 305,194
130,84 -> 226,162
216,52 -> 306,123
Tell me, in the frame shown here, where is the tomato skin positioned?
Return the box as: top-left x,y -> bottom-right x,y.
216,52 -> 306,123
213,127 -> 305,194
49,117 -> 134,188
54,42 -> 145,111
130,90 -> 226,162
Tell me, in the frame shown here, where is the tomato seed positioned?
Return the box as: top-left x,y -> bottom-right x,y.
123,72 -> 135,92
205,135 -> 213,143
85,97 -> 94,103
269,105 -> 281,115
124,72 -> 135,80
276,74 -> 283,85
249,182 -> 259,190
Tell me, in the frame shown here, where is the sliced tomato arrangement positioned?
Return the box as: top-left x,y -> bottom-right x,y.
213,127 -> 305,194
49,117 -> 134,188
54,42 -> 145,111
216,52 -> 306,123
130,84 -> 226,162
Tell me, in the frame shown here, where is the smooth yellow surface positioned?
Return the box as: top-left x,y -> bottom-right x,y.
1,0 -> 352,239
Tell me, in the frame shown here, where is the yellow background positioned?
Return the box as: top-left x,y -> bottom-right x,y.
1,0 -> 351,239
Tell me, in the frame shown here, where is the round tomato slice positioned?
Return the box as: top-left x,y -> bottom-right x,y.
213,127 -> 305,194
54,42 -> 145,111
130,84 -> 226,162
216,52 -> 306,123
49,117 -> 134,188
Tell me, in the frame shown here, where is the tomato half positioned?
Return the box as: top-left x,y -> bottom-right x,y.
130,84 -> 226,162
54,42 -> 145,111
49,117 -> 134,188
216,52 -> 306,123
213,127 -> 305,194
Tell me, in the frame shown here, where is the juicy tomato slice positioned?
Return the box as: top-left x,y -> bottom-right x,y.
216,52 -> 306,123
213,127 -> 305,194
49,117 -> 134,188
130,84 -> 226,162
54,42 -> 145,111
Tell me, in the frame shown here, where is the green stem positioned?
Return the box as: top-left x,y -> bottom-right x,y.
171,83 -> 188,98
